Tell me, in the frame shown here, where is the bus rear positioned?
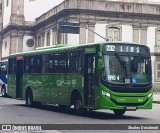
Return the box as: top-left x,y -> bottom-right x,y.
0,60 -> 8,97
97,42 -> 152,115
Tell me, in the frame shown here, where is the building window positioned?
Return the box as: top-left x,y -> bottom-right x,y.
38,36 -> 41,47
133,28 -> 140,43
5,41 -> 7,49
6,0 -> 9,7
42,35 -> 45,47
156,29 -> 160,46
155,59 -> 160,81
47,32 -> 50,46
106,26 -> 121,41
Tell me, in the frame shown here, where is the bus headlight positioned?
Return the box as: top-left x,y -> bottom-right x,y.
102,90 -> 110,98
148,93 -> 152,98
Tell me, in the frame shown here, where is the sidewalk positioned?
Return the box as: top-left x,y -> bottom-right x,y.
153,92 -> 160,104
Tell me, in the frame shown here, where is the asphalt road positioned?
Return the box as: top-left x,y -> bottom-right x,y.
0,96 -> 160,133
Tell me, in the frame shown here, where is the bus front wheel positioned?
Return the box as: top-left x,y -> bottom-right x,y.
113,109 -> 126,116
1,86 -> 6,97
26,90 -> 33,107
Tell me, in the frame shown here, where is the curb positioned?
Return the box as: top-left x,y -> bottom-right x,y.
153,101 -> 160,104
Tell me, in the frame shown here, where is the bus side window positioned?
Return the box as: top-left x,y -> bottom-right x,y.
53,54 -> 60,73
36,56 -> 42,73
29,56 -> 42,73
68,51 -> 81,73
59,53 -> 67,73
24,57 -> 31,74
42,54 -> 54,73
53,53 -> 67,73
0,64 -> 7,74
9,58 -> 16,74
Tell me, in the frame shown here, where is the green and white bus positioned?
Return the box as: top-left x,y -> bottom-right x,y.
7,42 -> 152,115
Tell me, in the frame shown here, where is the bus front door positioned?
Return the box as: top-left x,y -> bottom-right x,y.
16,59 -> 23,99
84,54 -> 96,107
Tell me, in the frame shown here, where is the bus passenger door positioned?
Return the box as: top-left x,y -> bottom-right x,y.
84,54 -> 96,107
16,57 -> 24,99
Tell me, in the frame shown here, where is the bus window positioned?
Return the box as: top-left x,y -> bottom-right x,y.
30,56 -> 42,73
8,58 -> 16,74
0,64 -> 7,74
68,51 -> 82,73
53,53 -> 67,73
24,57 -> 31,73
42,54 -> 54,73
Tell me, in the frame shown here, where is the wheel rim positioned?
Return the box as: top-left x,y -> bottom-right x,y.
27,92 -> 32,106
2,88 -> 5,96
27,96 -> 31,105
75,100 -> 82,110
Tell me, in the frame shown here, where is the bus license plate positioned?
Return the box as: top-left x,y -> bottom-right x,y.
126,106 -> 137,111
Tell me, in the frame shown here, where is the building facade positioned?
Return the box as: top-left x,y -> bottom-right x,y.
1,0 -> 160,88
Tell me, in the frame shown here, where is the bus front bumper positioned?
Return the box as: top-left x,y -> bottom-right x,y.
98,92 -> 153,110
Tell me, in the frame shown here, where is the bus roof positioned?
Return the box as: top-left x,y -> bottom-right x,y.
9,43 -> 101,57
9,42 -> 149,57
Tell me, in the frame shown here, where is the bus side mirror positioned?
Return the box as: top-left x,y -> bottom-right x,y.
98,59 -> 102,70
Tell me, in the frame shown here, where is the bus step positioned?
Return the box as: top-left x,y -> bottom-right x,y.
84,106 -> 94,109
16,98 -> 23,100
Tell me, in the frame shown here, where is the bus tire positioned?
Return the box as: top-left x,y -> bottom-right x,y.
59,105 -> 69,109
26,90 -> 34,107
1,86 -> 6,97
74,98 -> 84,115
113,109 -> 126,116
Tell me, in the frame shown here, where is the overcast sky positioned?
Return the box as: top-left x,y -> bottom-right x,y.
24,0 -> 160,21
25,0 -> 64,21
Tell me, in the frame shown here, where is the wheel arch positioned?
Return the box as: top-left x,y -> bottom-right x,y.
70,89 -> 82,106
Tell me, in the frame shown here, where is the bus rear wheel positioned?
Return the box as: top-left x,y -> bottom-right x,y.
26,90 -> 33,107
1,86 -> 6,97
113,110 -> 126,116
74,99 -> 84,115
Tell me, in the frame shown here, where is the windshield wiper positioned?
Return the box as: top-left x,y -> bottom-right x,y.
114,53 -> 126,69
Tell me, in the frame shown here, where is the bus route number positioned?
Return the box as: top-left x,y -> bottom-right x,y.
106,45 -> 115,51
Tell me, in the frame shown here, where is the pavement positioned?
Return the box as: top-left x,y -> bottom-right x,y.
1,93 -> 160,104
153,92 -> 160,104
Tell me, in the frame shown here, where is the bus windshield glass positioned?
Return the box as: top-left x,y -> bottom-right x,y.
103,44 -> 152,84
0,61 -> 7,75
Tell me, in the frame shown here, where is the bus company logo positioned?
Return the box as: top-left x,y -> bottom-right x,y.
138,98 -> 144,102
26,39 -> 34,47
2,125 -> 11,130
56,80 -> 63,87
56,80 -> 71,87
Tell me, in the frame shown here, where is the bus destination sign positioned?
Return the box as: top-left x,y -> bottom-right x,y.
105,44 -> 147,53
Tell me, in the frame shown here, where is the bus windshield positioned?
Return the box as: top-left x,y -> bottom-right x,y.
0,62 -> 7,75
103,54 -> 151,84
